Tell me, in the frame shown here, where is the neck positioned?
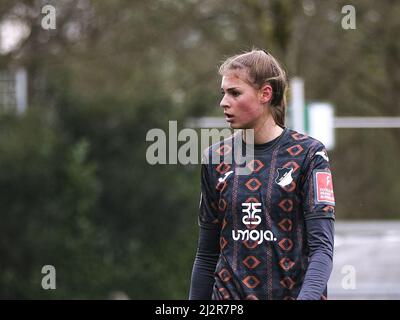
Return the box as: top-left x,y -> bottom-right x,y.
243,117 -> 284,145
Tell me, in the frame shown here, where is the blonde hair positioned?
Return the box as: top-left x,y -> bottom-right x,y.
219,49 -> 287,127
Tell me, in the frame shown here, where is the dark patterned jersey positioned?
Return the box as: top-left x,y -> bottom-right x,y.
198,127 -> 335,300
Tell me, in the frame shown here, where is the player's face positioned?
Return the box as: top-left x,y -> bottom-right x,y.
220,71 -> 267,129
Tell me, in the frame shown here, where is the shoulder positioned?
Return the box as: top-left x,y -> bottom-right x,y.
282,128 -> 331,172
284,128 -> 327,155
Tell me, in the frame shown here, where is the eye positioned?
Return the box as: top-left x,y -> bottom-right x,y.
231,90 -> 240,97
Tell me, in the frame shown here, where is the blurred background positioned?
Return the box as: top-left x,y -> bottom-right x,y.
0,0 -> 399,299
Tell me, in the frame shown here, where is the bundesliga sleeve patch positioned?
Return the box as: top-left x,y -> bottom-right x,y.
313,170 -> 335,205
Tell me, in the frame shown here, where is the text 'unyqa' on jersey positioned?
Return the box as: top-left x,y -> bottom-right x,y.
198,127 -> 335,300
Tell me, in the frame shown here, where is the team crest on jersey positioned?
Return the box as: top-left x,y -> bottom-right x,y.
275,167 -> 294,187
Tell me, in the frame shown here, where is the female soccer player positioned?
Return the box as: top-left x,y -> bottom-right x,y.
189,49 -> 335,300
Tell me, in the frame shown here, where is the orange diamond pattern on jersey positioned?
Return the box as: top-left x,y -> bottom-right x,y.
287,144 -> 304,156
279,258 -> 295,271
278,218 -> 293,232
280,277 -> 295,290
278,238 -> 294,252
219,288 -> 230,299
218,198 -> 227,212
216,181 -> 227,192
243,256 -> 261,269
242,276 -> 260,289
245,197 -> 259,203
220,236 -> 228,250
245,178 -> 262,191
279,199 -> 293,212
222,218 -> 227,230
291,132 -> 308,140
219,268 -> 232,282
246,159 -> 264,173
216,162 -> 231,175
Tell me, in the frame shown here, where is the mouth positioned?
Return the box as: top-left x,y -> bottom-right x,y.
224,113 -> 234,122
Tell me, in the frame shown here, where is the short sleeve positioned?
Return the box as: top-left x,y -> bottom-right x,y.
198,155 -> 221,230
301,142 -> 336,220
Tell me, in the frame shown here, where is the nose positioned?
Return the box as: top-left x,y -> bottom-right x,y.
220,94 -> 230,109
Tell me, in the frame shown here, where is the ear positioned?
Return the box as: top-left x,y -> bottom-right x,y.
259,83 -> 273,104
